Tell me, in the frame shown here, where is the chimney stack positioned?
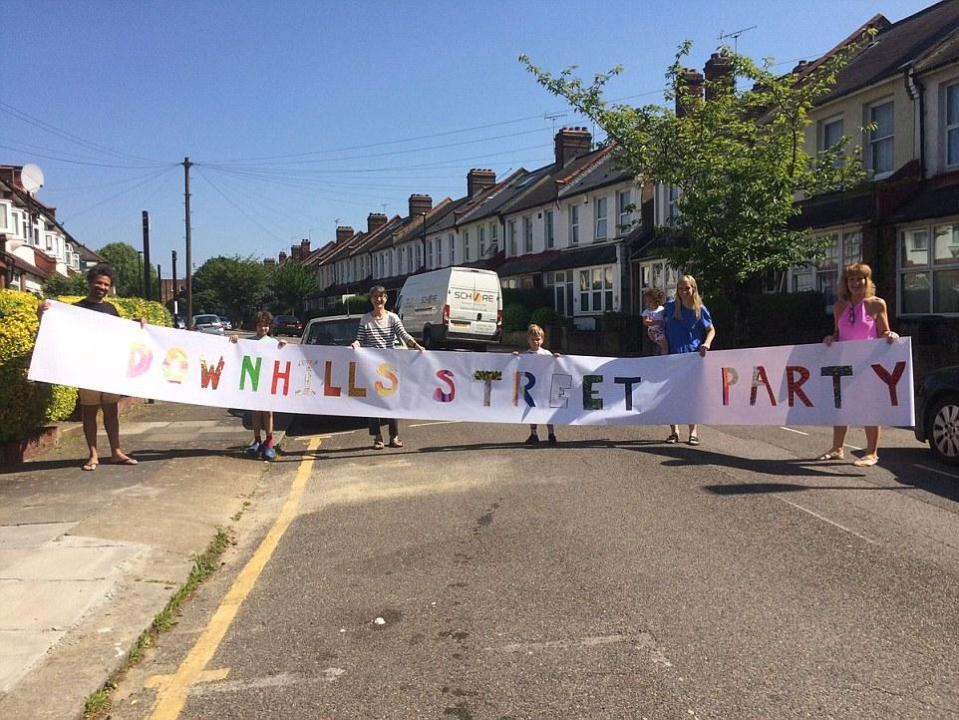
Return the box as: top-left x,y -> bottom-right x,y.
290,245 -> 300,262
278,251 -> 288,264
704,52 -> 734,100
467,168 -> 496,198
554,127 -> 592,166
367,213 -> 388,233
675,67 -> 704,117
336,226 -> 354,244
300,238 -> 311,255
408,194 -> 433,217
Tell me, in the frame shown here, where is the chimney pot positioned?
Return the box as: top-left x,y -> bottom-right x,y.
467,168 -> 497,198
367,213 -> 388,233
408,193 -> 433,217
704,52 -> 734,100
554,126 -> 592,166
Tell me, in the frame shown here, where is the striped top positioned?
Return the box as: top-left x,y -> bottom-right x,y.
354,311 -> 414,349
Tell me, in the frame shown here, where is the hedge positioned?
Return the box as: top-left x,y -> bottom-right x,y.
0,290 -> 172,443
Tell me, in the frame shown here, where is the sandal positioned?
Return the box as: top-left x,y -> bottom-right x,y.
81,461 -> 98,471
816,449 -> 844,461
853,455 -> 878,467
373,437 -> 385,450
665,433 -> 679,444
388,437 -> 404,448
687,435 -> 700,446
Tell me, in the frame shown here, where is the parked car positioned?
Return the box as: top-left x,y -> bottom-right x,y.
191,314 -> 224,335
914,364 -> 959,465
272,314 -> 303,336
218,316 -> 233,330
395,266 -> 502,350
301,315 -> 404,349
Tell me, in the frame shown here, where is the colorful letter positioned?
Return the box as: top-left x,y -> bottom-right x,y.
200,356 -> 225,390
127,343 -> 152,378
323,360 -> 342,397
721,367 -> 739,406
272,360 -> 291,396
821,365 -> 853,408
348,361 -> 368,398
434,369 -> 455,403
871,361 -> 906,406
239,355 -> 261,391
473,370 -> 503,407
614,376 -> 641,412
750,366 -> 777,407
514,371 -> 536,407
296,360 -> 318,396
375,363 -> 398,397
785,366 -> 813,407
582,374 -> 603,411
163,348 -> 189,384
549,374 -> 572,409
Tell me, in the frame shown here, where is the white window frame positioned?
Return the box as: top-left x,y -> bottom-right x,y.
478,225 -> 486,258
508,219 -> 518,255
638,259 -> 679,300
426,240 -> 433,268
0,202 -> 7,231
449,234 -> 455,265
818,114 -> 844,152
523,215 -> 533,253
568,205 -> 579,245
594,196 -> 608,240
464,230 -> 471,262
545,210 -> 554,249
897,218 -> 959,316
945,82 -> 959,168
787,228 -> 862,311
866,99 -> 894,178
617,190 -> 632,233
489,222 -> 498,253
576,264 -> 617,315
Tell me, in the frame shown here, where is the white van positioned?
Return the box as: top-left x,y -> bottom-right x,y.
396,267 -> 502,350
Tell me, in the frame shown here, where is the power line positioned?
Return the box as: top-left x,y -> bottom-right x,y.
0,142 -> 175,169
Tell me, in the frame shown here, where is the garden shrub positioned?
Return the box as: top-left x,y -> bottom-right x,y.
0,291 -> 172,442
502,303 -> 531,332
529,306 -> 559,328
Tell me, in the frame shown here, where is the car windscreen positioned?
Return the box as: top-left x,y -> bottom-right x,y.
306,319 -> 358,346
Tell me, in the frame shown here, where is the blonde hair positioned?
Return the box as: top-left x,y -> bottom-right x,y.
674,275 -> 703,320
838,263 -> 876,302
527,323 -> 545,339
642,287 -> 666,305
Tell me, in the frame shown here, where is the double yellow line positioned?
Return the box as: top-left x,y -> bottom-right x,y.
147,437 -> 321,719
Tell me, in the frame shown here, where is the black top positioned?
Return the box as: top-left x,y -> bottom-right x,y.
73,298 -> 119,316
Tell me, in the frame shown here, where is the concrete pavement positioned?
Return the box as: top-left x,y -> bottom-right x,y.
0,400 -> 286,719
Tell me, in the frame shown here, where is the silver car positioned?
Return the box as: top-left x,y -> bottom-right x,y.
192,314 -> 224,335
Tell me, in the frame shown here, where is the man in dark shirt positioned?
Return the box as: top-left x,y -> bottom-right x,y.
38,263 -> 139,471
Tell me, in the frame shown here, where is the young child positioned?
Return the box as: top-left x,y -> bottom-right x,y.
513,324 -> 560,445
641,287 -> 669,355
230,310 -> 287,460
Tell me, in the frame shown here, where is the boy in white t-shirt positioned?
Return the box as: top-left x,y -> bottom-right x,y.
512,324 -> 561,445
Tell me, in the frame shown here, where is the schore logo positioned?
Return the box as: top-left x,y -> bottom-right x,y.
453,290 -> 495,302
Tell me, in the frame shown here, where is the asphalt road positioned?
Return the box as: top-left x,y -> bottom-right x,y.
112,418 -> 959,720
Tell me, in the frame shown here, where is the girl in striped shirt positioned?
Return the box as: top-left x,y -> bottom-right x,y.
351,285 -> 425,449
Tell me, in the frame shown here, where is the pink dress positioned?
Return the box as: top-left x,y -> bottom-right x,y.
837,300 -> 877,341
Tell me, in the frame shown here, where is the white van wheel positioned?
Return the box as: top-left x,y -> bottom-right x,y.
422,328 -> 434,349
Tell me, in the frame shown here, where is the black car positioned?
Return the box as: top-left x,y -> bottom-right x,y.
914,365 -> 959,465
271,314 -> 303,337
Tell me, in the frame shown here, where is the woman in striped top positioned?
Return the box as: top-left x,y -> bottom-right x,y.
351,285 -> 425,449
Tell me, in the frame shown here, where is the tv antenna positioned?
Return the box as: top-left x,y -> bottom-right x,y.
719,25 -> 757,54
545,111 -> 567,135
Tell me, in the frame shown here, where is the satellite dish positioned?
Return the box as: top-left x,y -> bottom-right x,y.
21,164 -> 44,194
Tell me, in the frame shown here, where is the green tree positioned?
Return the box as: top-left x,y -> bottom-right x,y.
192,255 -> 269,324
268,262 -> 319,317
520,36 -> 870,297
97,242 -> 158,297
42,272 -> 87,297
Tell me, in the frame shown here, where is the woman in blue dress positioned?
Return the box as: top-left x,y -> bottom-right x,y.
663,275 -> 716,445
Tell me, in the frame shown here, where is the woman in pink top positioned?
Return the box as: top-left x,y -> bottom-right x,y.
817,263 -> 899,467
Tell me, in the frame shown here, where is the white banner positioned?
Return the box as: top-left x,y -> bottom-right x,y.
28,301 -> 915,427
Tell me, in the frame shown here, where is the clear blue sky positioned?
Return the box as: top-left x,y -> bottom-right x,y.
0,0 -> 938,274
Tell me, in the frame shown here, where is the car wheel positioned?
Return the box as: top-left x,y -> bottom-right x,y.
929,393 -> 959,465
422,328 -> 433,350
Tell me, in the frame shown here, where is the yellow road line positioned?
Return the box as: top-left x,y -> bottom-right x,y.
148,437 -> 321,719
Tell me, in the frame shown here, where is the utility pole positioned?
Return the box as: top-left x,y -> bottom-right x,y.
142,210 -> 151,300
183,157 -> 193,326
156,263 -> 162,303
171,249 -> 178,317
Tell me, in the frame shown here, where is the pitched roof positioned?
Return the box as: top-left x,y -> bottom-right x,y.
502,146 -> 618,215
454,168 -> 543,225
818,0 -> 959,103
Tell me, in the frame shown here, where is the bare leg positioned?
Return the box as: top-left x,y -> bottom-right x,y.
252,411 -> 265,439
817,427 -> 847,460
102,403 -> 135,463
81,404 -> 99,468
264,411 -> 274,438
688,424 -> 697,438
